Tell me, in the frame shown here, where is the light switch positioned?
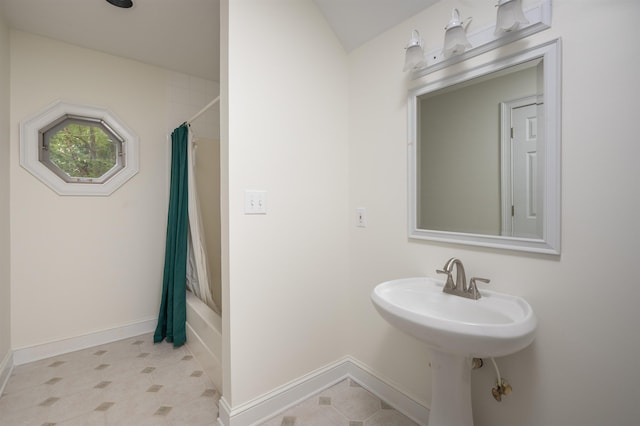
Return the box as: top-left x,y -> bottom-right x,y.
245,190 -> 267,214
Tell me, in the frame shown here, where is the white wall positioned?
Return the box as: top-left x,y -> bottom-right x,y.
0,8 -> 11,372
224,0 -> 350,407
348,1 -> 640,425
9,31 -> 170,350
166,72 -> 220,137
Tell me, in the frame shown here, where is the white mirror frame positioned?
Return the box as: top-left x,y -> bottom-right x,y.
408,38 -> 561,254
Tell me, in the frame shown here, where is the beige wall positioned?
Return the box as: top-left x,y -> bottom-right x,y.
348,1 -> 640,425
0,9 -> 11,367
224,0 -> 350,407
9,31 -> 169,349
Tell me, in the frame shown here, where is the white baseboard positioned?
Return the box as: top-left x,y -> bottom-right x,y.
217,356 -> 429,426
0,349 -> 14,396
12,318 -> 157,365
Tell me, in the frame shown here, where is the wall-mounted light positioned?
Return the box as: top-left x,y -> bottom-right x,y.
404,0 -> 551,78
495,0 -> 529,35
403,30 -> 426,71
443,9 -> 472,58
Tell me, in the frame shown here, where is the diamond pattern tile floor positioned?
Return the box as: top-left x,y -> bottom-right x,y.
258,379 -> 420,426
0,334 -> 219,426
1,336 -> 421,426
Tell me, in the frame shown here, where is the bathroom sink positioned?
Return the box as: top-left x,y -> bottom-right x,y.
371,277 -> 536,358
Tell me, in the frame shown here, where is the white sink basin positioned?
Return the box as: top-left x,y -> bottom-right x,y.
371,277 -> 536,358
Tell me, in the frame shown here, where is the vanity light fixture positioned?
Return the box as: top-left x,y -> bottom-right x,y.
443,9 -> 472,58
405,0 -> 551,78
403,30 -> 426,71
495,0 -> 529,35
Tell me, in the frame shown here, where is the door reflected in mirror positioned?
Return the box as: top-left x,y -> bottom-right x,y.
408,39 -> 561,254
417,58 -> 542,238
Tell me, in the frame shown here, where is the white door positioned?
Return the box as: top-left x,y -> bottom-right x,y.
511,103 -> 539,238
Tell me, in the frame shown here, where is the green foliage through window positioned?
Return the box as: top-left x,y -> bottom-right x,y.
47,123 -> 118,179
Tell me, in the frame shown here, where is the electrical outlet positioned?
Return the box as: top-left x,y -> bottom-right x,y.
356,207 -> 366,227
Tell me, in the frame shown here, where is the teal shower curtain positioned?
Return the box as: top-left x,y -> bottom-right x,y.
154,124 -> 189,347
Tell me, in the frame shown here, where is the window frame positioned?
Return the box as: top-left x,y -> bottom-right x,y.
40,114 -> 126,184
20,101 -> 139,196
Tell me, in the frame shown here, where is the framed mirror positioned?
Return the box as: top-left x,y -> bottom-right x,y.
408,39 -> 561,254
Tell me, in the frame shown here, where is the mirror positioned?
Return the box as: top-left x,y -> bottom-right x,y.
408,39 -> 561,254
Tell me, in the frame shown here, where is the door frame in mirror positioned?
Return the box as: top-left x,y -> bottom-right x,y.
408,38 -> 561,254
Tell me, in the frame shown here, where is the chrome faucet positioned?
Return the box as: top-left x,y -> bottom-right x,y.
436,258 -> 490,300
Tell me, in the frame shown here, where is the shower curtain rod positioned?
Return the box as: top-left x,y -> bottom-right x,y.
186,96 -> 220,125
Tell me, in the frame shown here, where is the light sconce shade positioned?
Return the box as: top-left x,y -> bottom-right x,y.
403,30 -> 425,72
443,9 -> 472,58
495,0 -> 529,35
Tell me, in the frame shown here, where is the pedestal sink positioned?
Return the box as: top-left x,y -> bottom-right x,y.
371,277 -> 536,426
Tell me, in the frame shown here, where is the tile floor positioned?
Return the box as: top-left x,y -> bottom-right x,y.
0,334 -> 219,426
0,334 -> 419,426
259,379 -> 419,426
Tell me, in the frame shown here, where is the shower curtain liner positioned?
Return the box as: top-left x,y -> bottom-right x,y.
185,126 -> 217,311
154,123 -> 217,347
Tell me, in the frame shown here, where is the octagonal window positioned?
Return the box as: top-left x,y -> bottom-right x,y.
21,101 -> 139,196
40,115 -> 125,184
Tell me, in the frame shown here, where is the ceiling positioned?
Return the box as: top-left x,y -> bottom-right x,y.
1,0 -> 437,82
1,0 -> 221,80
312,0 -> 438,52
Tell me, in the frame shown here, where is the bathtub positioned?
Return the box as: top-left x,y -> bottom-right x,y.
185,291 -> 222,392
